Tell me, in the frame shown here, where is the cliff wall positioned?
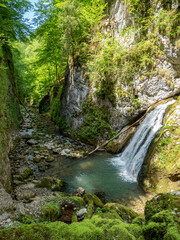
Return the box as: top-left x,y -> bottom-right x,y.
60,0 -> 180,144
0,43 -> 20,192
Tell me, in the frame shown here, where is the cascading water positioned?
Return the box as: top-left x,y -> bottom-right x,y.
110,100 -> 176,182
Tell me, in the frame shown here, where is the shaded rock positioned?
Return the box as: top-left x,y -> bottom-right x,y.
14,202 -> 26,219
39,94 -> 50,114
0,188 -> 14,215
60,205 -> 74,222
15,190 -> 35,201
17,166 -> 34,181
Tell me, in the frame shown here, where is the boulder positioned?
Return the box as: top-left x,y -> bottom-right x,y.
36,177 -> 63,191
0,188 -> 14,215
104,203 -> 139,223
144,192 -> 180,222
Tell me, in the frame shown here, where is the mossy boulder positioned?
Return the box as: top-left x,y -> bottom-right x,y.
95,208 -> 123,220
144,192 -> 180,222
41,203 -> 61,222
36,177 -> 63,191
46,196 -> 86,209
84,199 -> 94,219
132,217 -> 145,226
104,203 -> 139,223
17,167 -> 34,181
83,193 -> 104,208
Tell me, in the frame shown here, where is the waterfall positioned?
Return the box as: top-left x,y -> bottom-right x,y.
110,100 -> 176,182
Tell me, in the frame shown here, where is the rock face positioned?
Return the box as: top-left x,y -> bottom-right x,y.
138,97 -> 180,193
0,44 -> 20,192
60,0 -> 180,144
60,62 -> 89,130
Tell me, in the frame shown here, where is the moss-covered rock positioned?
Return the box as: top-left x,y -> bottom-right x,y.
143,222 -> 167,240
85,199 -> 94,219
36,177 -> 63,191
95,208 -> 123,221
41,203 -> 61,222
132,217 -> 145,226
104,203 -> 139,223
144,192 -> 180,222
46,195 -> 86,209
17,167 -> 34,181
83,193 -> 104,208
139,98 -> 180,193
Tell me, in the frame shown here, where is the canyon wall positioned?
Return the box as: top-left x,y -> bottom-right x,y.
60,0 -> 180,144
0,44 -> 20,192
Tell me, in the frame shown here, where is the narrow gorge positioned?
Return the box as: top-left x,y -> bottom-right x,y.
0,0 -> 180,239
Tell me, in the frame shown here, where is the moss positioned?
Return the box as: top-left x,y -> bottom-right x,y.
74,98 -> 115,145
144,193 -> 180,222
46,196 -> 85,208
106,224 -> 136,240
95,209 -> 123,221
132,217 -> 145,226
122,223 -> 143,239
104,203 -> 139,223
36,177 -> 63,191
18,168 -> 34,180
71,212 -> 78,223
83,193 -> 104,208
85,199 -> 94,219
163,226 -> 180,240
41,203 -> 61,222
139,98 -> 180,192
143,222 -> 166,240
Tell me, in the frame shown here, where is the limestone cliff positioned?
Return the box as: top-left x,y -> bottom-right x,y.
0,43 -> 20,192
60,0 -> 180,144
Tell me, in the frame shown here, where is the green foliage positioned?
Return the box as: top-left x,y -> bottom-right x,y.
0,0 -> 32,41
75,98 -> 113,144
50,87 -> 62,126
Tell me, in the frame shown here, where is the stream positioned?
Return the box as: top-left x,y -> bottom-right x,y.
9,100 -> 175,212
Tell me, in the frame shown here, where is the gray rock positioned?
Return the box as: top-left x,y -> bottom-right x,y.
0,188 -> 14,215
27,139 -> 38,145
76,208 -> 87,217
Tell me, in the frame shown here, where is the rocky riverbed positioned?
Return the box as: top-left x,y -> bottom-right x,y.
0,107 -> 93,228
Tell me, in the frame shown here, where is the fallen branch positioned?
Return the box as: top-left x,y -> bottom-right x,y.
86,104 -> 157,157
14,93 -> 33,119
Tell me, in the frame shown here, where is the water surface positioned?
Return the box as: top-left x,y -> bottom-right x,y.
48,152 -> 144,202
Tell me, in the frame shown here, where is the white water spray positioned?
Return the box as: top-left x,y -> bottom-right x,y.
110,100 -> 176,182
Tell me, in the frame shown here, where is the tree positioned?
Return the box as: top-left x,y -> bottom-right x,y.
0,0 -> 32,41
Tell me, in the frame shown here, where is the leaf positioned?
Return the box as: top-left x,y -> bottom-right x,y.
0,4 -> 7,8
